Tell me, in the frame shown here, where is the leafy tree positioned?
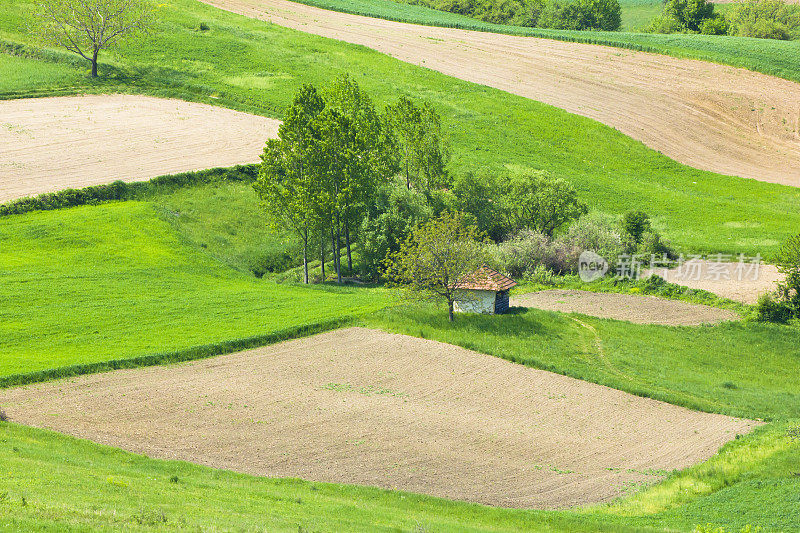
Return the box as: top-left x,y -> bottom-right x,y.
452,170 -> 505,241
32,0 -> 154,77
647,0 -> 716,33
537,0 -> 620,29
666,0 -> 715,31
497,170 -> 587,237
621,210 -> 652,243
775,232 -> 800,316
386,96 -> 450,190
726,0 -> 800,39
324,75 -> 399,272
385,212 -> 488,321
359,179 -> 434,280
254,85 -> 326,284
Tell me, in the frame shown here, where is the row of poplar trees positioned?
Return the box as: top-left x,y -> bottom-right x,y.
254,75 -> 449,284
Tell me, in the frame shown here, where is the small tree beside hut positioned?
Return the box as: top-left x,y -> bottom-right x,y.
384,212 -> 488,321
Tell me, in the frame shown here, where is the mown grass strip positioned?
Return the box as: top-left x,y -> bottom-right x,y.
0,317 -> 352,389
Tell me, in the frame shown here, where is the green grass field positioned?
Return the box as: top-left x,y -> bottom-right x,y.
2,0 -> 800,257
3,0 -> 800,530
0,200 -> 390,380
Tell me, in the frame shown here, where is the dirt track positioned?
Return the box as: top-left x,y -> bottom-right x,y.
0,95 -> 280,202
643,260 -> 782,304
202,0 -> 800,185
513,289 -> 740,324
0,328 -> 758,509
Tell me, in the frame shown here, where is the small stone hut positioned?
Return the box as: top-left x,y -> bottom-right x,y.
453,266 -> 517,315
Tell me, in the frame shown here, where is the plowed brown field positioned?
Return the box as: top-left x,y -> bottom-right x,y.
202,0 -> 800,185
0,328 -> 759,508
0,95 -> 280,202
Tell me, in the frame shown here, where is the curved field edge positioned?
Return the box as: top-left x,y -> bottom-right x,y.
0,419 -> 796,531
268,0 -> 800,84
1,3 -> 799,256
361,306 -> 800,421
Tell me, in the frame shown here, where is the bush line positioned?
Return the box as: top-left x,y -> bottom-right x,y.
0,318 -> 352,389
0,164 -> 259,217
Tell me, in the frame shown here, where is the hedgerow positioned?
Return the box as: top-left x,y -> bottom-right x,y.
0,164 -> 258,217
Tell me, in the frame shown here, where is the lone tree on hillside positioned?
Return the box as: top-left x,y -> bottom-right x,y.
384,212 -> 487,322
33,0 -> 155,77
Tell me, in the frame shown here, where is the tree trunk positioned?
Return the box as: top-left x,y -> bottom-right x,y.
448,299 -> 455,322
345,218 -> 353,272
335,213 -> 343,284
320,233 -> 326,282
331,227 -> 341,284
302,230 -> 309,284
91,49 -> 99,78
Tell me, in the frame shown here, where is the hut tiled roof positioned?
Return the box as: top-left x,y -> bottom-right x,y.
454,266 -> 517,291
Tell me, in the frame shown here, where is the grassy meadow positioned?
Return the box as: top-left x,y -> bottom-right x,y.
0,199 -> 390,381
2,0 -> 800,257
2,0 -> 800,531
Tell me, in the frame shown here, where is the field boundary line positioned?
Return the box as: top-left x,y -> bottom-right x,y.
0,317 -> 353,389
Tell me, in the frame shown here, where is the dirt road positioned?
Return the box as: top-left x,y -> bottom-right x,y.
0,95 -> 280,202
0,328 -> 758,508
202,0 -> 800,186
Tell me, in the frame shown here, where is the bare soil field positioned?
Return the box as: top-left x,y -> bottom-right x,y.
0,95 -> 280,202
643,261 -> 782,304
512,289 -> 740,324
0,328 -> 758,508
201,0 -> 800,186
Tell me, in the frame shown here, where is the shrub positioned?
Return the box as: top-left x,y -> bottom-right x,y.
726,0 -> 800,39
528,263 -> 557,285
647,0 -> 716,33
754,293 -> 792,323
359,179 -> 434,281
774,232 -> 800,315
646,12 -> 685,33
560,212 -> 625,266
495,229 -> 556,278
622,210 -> 651,242
636,230 -> 674,259
538,0 -> 621,30
668,0 -> 716,31
701,14 -> 729,34
248,251 -> 295,278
